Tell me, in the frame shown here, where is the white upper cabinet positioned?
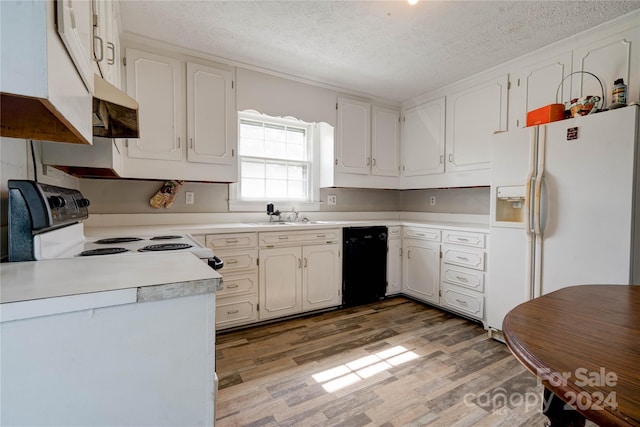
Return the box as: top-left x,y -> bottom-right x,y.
186,62 -> 235,166
445,74 -> 509,173
336,96 -> 371,175
123,47 -> 237,182
402,97 -> 445,177
126,48 -> 184,161
572,27 -> 640,107
371,105 -> 401,177
326,96 -> 400,188
92,0 -> 121,87
513,52 -> 573,129
57,0 -> 94,93
1,0 -> 92,144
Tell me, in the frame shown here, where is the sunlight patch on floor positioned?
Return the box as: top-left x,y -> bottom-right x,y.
312,345 -> 419,392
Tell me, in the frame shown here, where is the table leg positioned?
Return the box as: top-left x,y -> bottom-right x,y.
543,388 -> 586,427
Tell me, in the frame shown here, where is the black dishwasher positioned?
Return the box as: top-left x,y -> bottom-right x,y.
342,226 -> 388,307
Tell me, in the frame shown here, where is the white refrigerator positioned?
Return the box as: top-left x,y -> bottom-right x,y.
487,105 -> 640,333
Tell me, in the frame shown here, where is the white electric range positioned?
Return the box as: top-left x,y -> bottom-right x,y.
8,180 -> 223,269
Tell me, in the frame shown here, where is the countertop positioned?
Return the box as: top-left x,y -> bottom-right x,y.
0,252 -> 221,321
84,219 -> 490,238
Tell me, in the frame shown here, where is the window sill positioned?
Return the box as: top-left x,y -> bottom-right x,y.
228,200 -> 321,213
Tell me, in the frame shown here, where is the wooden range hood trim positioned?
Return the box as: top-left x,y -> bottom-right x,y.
0,92 -> 91,144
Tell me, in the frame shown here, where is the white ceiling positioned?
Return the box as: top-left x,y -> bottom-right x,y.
119,1 -> 640,103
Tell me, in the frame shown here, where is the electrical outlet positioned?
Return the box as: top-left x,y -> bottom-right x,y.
186,191 -> 195,205
430,196 -> 436,206
328,194 -> 337,206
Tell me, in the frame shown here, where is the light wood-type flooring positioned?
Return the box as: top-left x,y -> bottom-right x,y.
215,297 -> 555,426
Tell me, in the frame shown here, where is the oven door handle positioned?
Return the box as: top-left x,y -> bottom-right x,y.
207,256 -> 224,270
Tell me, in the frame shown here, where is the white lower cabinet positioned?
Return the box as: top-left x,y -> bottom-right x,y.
258,229 -> 341,321
402,228 -> 441,304
386,226 -> 402,296
439,230 -> 488,322
205,233 -> 259,330
259,246 -> 302,320
302,243 -> 341,311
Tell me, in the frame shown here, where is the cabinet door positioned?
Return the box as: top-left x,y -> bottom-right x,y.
386,238 -> 402,295
402,238 -> 440,304
572,28 -> 639,107
402,97 -> 445,177
371,105 -> 400,177
125,48 -> 184,161
302,243 -> 341,311
446,75 -> 508,172
514,52 -> 572,129
186,62 -> 235,165
336,97 -> 371,175
92,0 -> 120,87
259,247 -> 302,320
57,0 -> 94,92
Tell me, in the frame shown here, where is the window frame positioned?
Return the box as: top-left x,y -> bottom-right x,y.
229,111 -> 321,212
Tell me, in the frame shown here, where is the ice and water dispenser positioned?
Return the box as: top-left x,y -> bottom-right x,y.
494,185 -> 527,224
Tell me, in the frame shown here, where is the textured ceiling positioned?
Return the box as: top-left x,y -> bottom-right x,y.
119,1 -> 640,103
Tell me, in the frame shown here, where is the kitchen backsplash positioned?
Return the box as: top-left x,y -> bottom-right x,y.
78,178 -> 488,215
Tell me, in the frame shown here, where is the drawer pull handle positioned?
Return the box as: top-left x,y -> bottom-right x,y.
456,276 -> 468,282
227,259 -> 239,264
456,237 -> 469,242
226,284 -> 239,289
227,309 -> 239,314
226,239 -> 238,243
416,233 -> 425,237
279,236 -> 289,240
317,234 -> 326,238
455,299 -> 468,306
456,256 -> 470,261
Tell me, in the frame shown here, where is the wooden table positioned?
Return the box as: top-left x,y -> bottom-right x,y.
503,285 -> 640,427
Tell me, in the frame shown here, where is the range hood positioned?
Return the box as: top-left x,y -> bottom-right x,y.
1,74 -> 139,144
92,75 -> 139,138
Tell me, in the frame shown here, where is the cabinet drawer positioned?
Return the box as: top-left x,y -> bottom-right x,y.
388,226 -> 402,238
215,248 -> 258,273
442,245 -> 485,270
442,230 -> 486,248
206,233 -> 257,250
403,227 -> 441,242
441,264 -> 484,292
440,285 -> 484,320
217,272 -> 258,297
216,295 -> 258,329
259,229 -> 340,247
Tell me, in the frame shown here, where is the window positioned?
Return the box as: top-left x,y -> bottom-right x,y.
230,111 -> 320,211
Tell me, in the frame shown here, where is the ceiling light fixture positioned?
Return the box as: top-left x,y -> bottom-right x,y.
408,0 -> 419,5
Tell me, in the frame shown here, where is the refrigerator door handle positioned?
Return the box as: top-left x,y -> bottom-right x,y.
524,128 -> 537,237
533,126 -> 546,236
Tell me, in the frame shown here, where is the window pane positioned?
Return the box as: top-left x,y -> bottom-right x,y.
265,124 -> 286,142
288,165 -> 302,180
242,160 -> 265,178
266,163 -> 287,179
241,178 -> 264,198
265,141 -> 287,158
239,138 -> 264,157
288,180 -> 306,198
266,179 -> 287,198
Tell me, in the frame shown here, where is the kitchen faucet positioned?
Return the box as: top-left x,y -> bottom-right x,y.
266,203 -> 281,222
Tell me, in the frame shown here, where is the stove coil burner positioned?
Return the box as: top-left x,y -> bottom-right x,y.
150,235 -> 182,240
78,247 -> 130,256
94,237 -> 143,244
139,243 -> 193,252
